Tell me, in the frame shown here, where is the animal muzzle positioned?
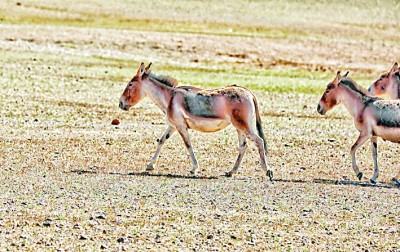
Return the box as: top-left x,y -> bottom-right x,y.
317,103 -> 326,115
119,100 -> 130,111
368,86 -> 374,96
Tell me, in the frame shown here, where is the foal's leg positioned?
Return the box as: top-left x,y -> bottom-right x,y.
146,126 -> 176,171
176,126 -> 199,175
370,137 -> 379,184
226,131 -> 247,177
350,132 -> 370,181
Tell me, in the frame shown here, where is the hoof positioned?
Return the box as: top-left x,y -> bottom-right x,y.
146,163 -> 155,171
392,178 -> 400,186
225,172 -> 232,177
370,179 -> 377,184
189,170 -> 196,176
356,172 -> 363,181
266,170 -> 273,181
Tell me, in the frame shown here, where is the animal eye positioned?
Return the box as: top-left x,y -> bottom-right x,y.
325,89 -> 330,94
381,86 -> 385,90
128,83 -> 133,87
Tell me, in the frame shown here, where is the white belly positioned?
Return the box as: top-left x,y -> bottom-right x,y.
185,116 -> 231,132
374,126 -> 400,143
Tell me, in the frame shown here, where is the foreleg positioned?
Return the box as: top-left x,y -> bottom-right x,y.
350,132 -> 370,181
146,126 -> 176,171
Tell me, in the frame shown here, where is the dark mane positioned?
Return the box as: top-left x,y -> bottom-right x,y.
147,73 -> 178,87
340,77 -> 371,97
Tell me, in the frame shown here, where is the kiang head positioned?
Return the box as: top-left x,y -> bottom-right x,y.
368,62 -> 398,96
317,71 -> 346,115
119,62 -> 152,111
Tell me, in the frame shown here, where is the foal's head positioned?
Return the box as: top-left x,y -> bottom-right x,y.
368,62 -> 399,97
317,71 -> 345,115
119,62 -> 151,111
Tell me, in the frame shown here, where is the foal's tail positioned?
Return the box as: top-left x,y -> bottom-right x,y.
253,96 -> 268,156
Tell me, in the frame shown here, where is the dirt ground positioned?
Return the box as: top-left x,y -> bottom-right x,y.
0,0 -> 400,251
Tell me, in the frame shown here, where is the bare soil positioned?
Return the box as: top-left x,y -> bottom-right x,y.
0,1 -> 399,251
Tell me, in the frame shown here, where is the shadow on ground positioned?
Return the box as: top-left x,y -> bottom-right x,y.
70,169 -> 399,189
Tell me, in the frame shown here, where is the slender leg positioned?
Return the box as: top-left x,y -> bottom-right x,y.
350,132 -> 370,181
370,137 -> 379,183
230,108 -> 272,180
247,132 -> 273,180
226,131 -> 247,177
392,170 -> 400,186
176,126 -> 198,175
146,126 -> 176,171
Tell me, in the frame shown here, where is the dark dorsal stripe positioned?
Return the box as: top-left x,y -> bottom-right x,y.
339,77 -> 370,97
147,73 -> 178,87
340,77 -> 381,106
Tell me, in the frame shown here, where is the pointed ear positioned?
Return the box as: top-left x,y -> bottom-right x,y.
389,62 -> 398,74
136,62 -> 145,77
343,71 -> 349,77
144,62 -> 152,75
333,71 -> 342,85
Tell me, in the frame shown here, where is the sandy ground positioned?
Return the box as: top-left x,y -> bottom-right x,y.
0,1 -> 400,250
0,23 -> 399,74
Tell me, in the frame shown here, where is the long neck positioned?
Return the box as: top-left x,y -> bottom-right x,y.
338,85 -> 367,118
142,78 -> 174,113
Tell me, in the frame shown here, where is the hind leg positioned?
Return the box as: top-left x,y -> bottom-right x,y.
226,131 -> 247,177
231,108 -> 272,180
176,126 -> 199,175
370,137 -> 379,184
247,132 -> 273,180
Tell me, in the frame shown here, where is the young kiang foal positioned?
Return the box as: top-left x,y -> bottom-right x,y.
317,71 -> 400,185
368,62 -> 400,99
119,63 -> 273,180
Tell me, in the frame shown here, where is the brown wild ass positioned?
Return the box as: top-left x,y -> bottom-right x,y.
317,71 -> 400,185
119,63 -> 273,179
368,62 -> 400,99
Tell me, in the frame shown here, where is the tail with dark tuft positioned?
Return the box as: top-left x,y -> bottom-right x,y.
253,96 -> 268,155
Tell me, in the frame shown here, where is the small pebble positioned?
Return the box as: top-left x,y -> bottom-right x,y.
111,119 -> 120,125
